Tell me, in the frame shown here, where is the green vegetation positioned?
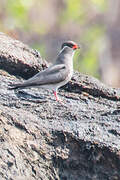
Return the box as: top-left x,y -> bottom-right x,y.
74,25 -> 105,77
0,0 -> 107,78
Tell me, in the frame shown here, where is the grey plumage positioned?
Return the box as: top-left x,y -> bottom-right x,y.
9,41 -> 80,101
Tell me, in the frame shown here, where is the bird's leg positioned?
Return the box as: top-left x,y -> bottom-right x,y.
53,90 -> 65,105
53,91 -> 59,101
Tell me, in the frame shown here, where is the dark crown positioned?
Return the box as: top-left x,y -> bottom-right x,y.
61,41 -> 79,49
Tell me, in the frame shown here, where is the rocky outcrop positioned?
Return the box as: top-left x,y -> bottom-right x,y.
0,33 -> 120,180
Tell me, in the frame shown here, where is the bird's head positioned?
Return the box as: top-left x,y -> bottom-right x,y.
61,41 -> 80,50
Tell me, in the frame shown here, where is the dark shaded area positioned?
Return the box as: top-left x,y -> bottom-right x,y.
0,34 -> 120,180
0,33 -> 48,79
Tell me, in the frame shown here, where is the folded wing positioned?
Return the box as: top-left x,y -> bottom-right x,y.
9,64 -> 68,89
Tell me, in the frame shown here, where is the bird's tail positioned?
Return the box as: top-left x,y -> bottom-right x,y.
8,83 -> 25,90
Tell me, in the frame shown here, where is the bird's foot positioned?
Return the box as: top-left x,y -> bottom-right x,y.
53,91 -> 63,104
57,98 -> 64,105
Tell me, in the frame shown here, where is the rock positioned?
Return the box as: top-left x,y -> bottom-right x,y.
0,32 -> 48,79
0,33 -> 120,180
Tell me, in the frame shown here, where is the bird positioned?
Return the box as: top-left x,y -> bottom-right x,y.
9,41 -> 80,102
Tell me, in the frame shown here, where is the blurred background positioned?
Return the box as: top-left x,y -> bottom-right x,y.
0,0 -> 120,87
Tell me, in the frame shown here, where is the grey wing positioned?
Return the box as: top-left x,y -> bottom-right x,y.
11,64 -> 69,88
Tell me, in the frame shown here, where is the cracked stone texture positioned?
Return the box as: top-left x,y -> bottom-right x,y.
0,33 -> 120,180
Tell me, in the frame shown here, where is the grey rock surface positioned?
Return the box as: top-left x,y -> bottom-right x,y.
0,33 -> 120,180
